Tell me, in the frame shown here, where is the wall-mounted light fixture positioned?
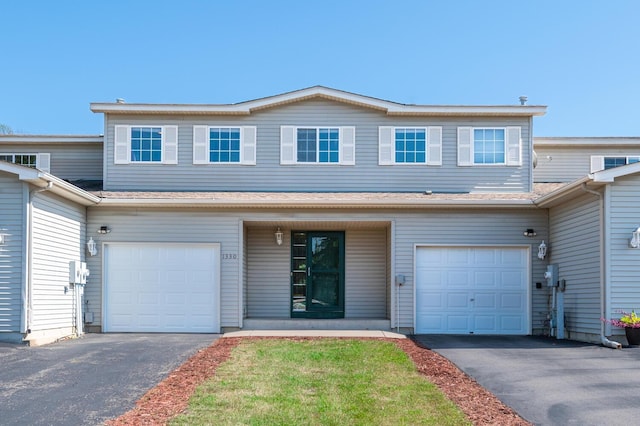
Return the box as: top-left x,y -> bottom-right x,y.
275,227 -> 284,246
86,237 -> 97,256
523,229 -> 537,237
538,240 -> 547,260
630,227 -> 640,248
98,226 -> 111,234
0,233 -> 4,245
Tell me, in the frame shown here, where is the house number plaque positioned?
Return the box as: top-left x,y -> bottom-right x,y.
222,253 -> 237,260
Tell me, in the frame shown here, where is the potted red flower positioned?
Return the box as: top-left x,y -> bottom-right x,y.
603,310 -> 640,345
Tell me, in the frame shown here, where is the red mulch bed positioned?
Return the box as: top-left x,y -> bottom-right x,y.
106,336 -> 531,426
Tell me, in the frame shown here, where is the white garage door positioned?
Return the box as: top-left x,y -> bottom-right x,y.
104,243 -> 220,333
415,246 -> 529,335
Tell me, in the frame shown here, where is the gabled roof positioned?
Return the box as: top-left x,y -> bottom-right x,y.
0,161 -> 100,206
534,162 -> 640,207
90,86 -> 547,117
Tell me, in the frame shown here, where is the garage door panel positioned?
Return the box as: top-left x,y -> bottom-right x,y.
416,246 -> 528,335
105,243 -> 220,333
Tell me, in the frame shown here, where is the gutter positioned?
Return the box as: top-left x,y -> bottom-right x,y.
581,183 -> 622,349
23,181 -> 53,337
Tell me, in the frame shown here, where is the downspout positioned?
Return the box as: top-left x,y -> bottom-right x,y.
581,183 -> 622,349
24,181 -> 53,337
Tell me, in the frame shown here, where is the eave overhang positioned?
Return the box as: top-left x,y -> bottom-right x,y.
90,86 -> 547,117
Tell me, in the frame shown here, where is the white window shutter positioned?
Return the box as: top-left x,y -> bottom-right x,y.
590,155 -> 605,173
163,126 -> 178,164
280,126 -> 296,165
340,127 -> 356,165
193,126 -> 208,164
114,125 -> 130,164
457,127 -> 472,166
378,126 -> 394,165
241,126 -> 257,165
37,153 -> 51,173
426,126 -> 442,166
506,126 -> 522,166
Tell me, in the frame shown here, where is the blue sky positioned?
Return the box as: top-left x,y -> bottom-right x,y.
1,1 -> 639,136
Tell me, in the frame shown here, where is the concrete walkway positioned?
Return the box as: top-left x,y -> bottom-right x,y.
223,329 -> 406,338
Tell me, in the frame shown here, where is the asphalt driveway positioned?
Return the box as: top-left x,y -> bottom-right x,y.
414,335 -> 640,426
0,333 -> 219,426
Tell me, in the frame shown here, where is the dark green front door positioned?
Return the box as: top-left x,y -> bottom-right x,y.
291,231 -> 345,318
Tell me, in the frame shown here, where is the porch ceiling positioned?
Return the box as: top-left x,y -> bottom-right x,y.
243,220 -> 390,230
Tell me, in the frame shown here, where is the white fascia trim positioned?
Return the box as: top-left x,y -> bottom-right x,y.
534,137 -> 640,146
590,161 -> 640,182
95,197 -> 536,209
0,135 -> 103,144
534,177 -> 596,207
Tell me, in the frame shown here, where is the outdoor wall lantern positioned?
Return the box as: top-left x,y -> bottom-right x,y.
630,227 -> 640,248
275,227 -> 284,246
86,237 -> 98,256
98,226 -> 111,234
523,229 -> 537,237
0,233 -> 4,245
537,240 -> 547,260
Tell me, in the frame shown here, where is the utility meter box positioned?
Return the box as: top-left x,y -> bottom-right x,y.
69,261 -> 89,284
544,264 -> 559,287
69,261 -> 82,284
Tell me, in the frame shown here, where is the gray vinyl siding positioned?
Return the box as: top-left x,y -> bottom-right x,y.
0,143 -> 103,181
345,228 -> 387,318
103,99 -> 532,193
534,146 -> 640,183
30,192 -> 86,332
549,193 -> 601,337
0,173 -> 26,340
85,207 -> 242,329
393,208 -> 549,332
245,226 -> 388,319
246,227 -> 290,317
607,175 -> 640,333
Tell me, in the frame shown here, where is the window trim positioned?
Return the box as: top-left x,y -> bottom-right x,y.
113,125 -> 178,165
0,152 -> 50,172
192,125 -> 256,165
280,126 -> 355,166
378,126 -> 442,166
590,155 -> 640,172
457,126 -> 521,167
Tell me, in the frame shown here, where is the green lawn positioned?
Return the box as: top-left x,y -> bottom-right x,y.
171,339 -> 470,425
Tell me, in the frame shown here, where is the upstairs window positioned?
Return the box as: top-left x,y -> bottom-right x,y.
193,126 -> 256,165
114,125 -> 178,165
209,127 -> 241,163
457,127 -> 521,166
378,126 -> 442,165
297,128 -> 339,163
0,153 -> 50,172
131,127 -> 162,162
280,126 -> 355,165
590,155 -> 640,172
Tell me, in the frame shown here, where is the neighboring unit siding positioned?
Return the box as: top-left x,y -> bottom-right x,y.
30,192 -> 85,333
103,99 -> 532,193
534,145 -> 640,183
0,143 -> 103,181
549,193 -> 601,338
0,173 -> 26,340
85,208 -> 242,329
245,226 -> 388,319
607,176 -> 640,334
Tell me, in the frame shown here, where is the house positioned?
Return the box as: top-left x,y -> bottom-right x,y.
0,86 -> 636,346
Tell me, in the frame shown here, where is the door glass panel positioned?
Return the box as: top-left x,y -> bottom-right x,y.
291,231 -> 344,318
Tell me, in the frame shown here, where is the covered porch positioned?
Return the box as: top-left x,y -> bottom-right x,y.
242,220 -> 393,330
